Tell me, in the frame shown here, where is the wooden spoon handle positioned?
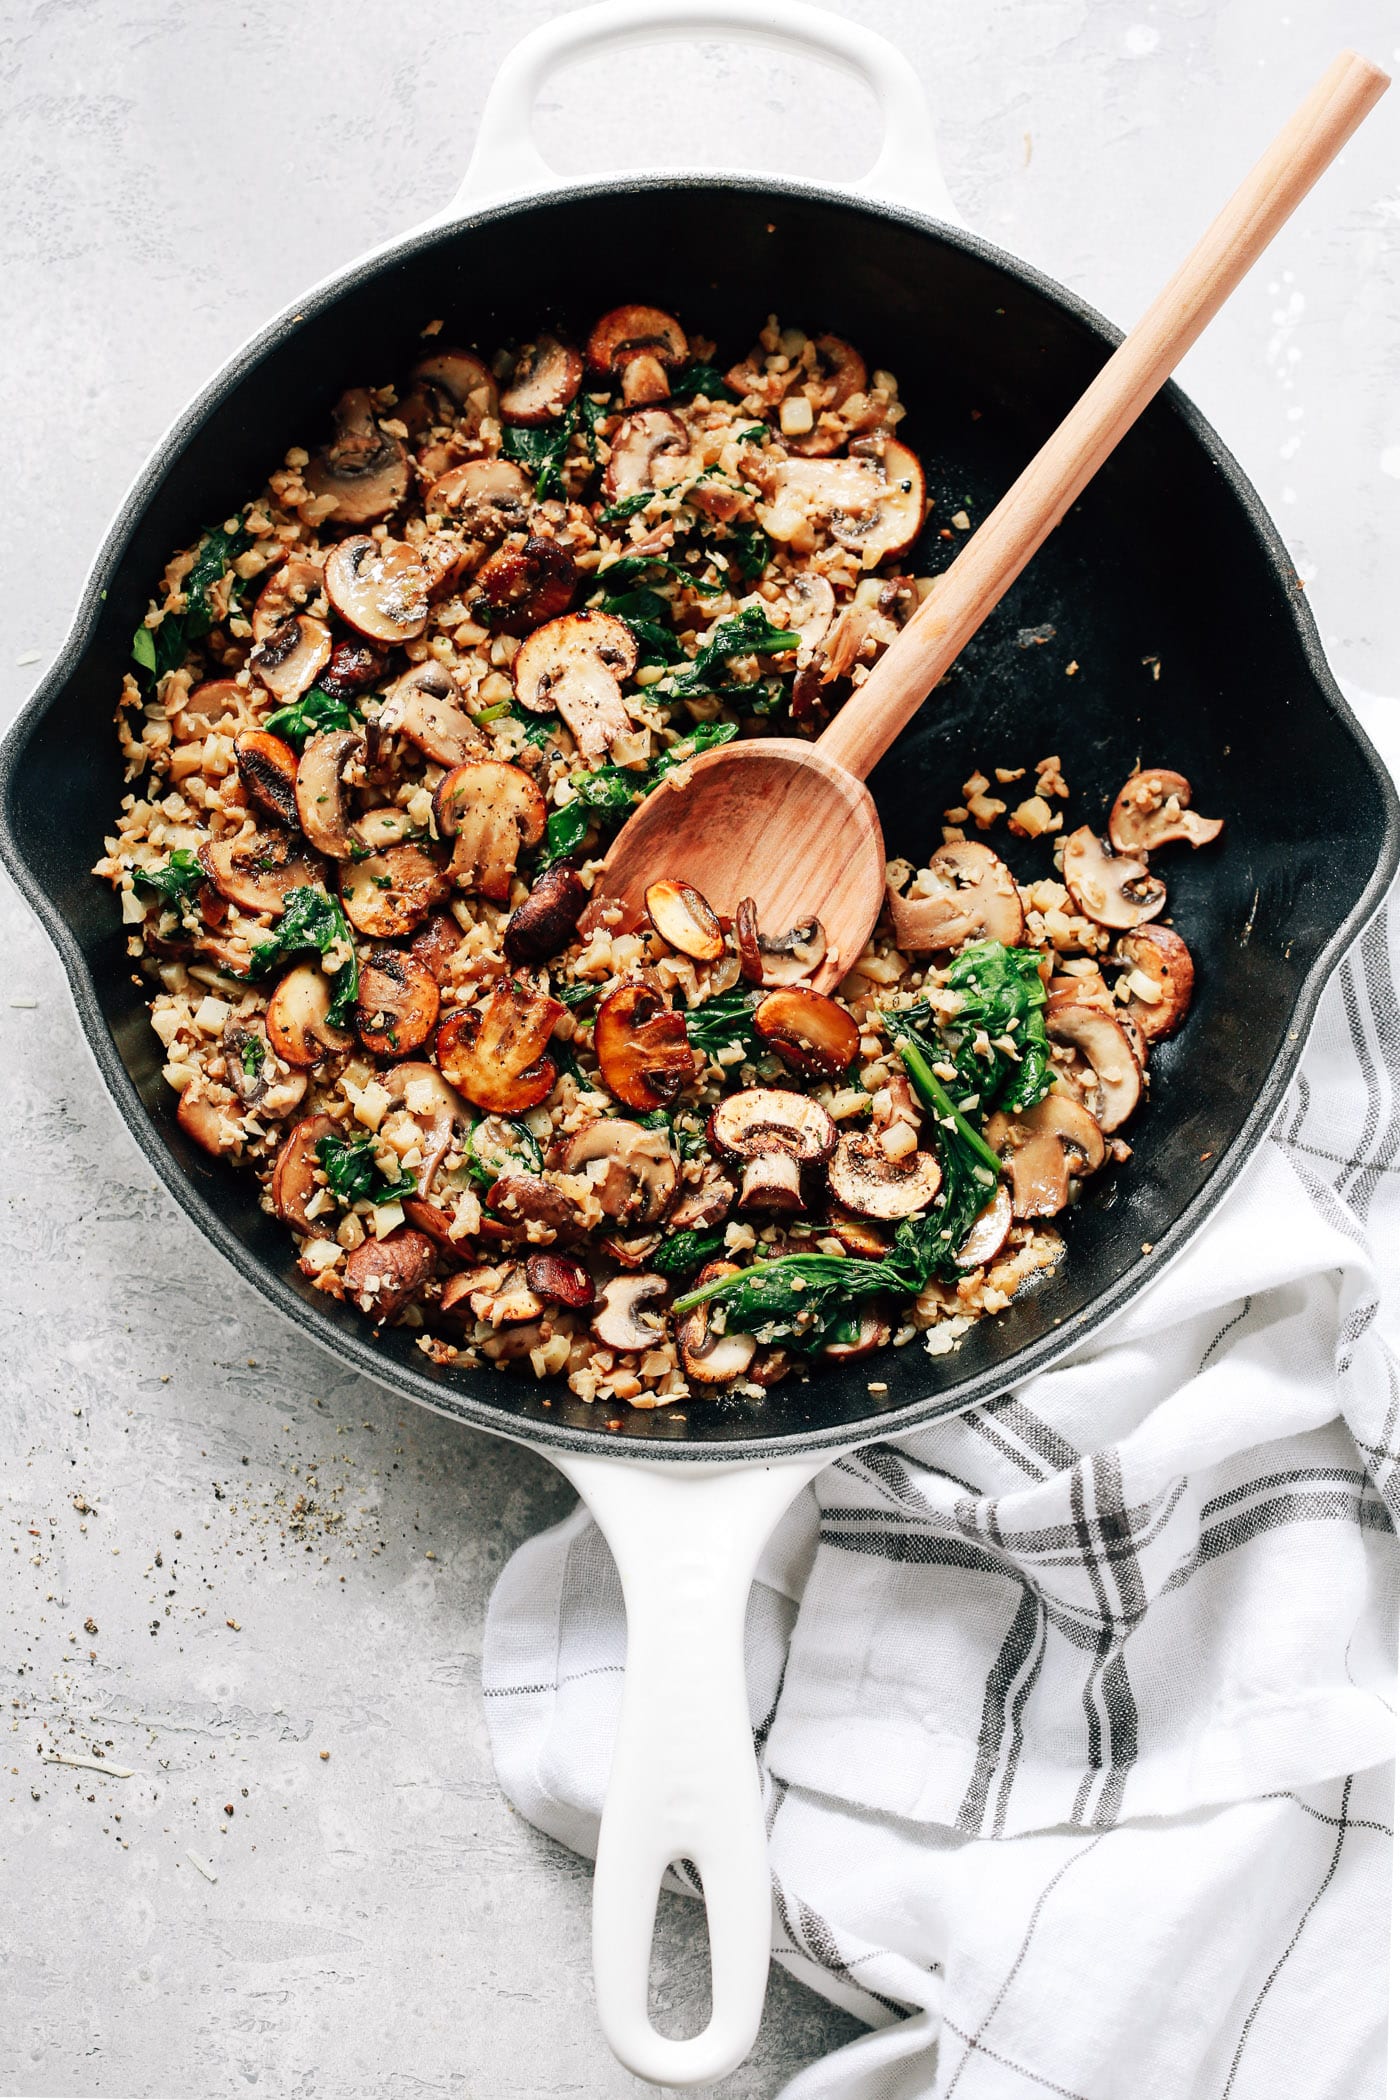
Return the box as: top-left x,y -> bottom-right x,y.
816,50 -> 1389,783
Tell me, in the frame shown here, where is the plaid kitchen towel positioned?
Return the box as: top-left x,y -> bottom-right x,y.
483,688 -> 1400,2099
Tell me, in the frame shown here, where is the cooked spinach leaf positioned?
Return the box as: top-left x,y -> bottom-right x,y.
315,1133 -> 416,1206
133,847 -> 205,914
684,986 -> 761,1059
502,405 -> 578,500
594,553 -> 723,597
263,684 -> 358,746
669,363 -> 738,403
249,886 -> 359,1029
131,523 -> 248,687
654,1227 -> 728,1278
654,608 -> 798,702
539,722 -> 740,866
597,584 -> 684,667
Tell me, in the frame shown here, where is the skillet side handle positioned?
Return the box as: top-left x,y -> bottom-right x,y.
553,1449 -> 825,2088
444,0 -> 961,225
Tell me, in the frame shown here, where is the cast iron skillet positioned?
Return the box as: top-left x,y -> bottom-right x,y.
2,3 -> 1395,2083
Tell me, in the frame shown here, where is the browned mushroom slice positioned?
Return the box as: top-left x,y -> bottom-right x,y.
198,828 -> 322,914
757,440 -> 926,564
667,1179 -> 735,1233
294,728 -> 366,859
822,1314 -> 890,1361
252,558 -> 325,640
1061,826 -> 1167,931
587,306 -> 688,407
525,1252 -> 596,1310
485,1173 -> 585,1244
378,661 -> 485,769
320,637 -> 387,700
435,978 -> 563,1114
601,406 -> 689,503
644,879 -> 724,963
304,388 -> 410,526
677,1261 -> 758,1385
886,841 -> 1026,952
266,964 -> 354,1069
221,1015 -> 307,1118
499,335 -> 584,426
823,1208 -> 891,1259
708,1089 -> 836,1213
323,536 -> 430,645
401,1196 -> 460,1251
353,807 -> 422,852
735,899 -> 828,987
827,1130 -> 942,1220
956,1183 -> 1014,1269
340,844 -> 450,939
426,456 -> 533,529
1109,768 -> 1223,855
503,865 -> 588,965
591,1272 -> 669,1352
594,984 -> 696,1111
783,572 -> 837,656
409,910 -> 465,986
1114,925 -> 1195,1041
787,334 -> 869,458
380,1062 -> 473,1197
1046,1002 -> 1143,1132
556,1119 -> 678,1227
174,679 -> 248,737
400,349 -> 498,438
271,1112 -> 337,1227
356,947 -> 441,1058
476,536 -> 577,635
754,987 -> 860,1079
250,613 -> 332,702
176,1087 -> 245,1160
984,1093 -> 1106,1219
513,611 -> 639,762
343,1228 -> 437,1321
439,1262 -> 544,1328
432,760 -> 546,903
234,730 -> 300,829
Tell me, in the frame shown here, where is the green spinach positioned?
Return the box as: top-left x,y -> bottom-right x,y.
131,523 -> 248,687
263,685 -> 358,745
249,887 -> 359,1030
133,847 -> 205,914
315,1133 -> 416,1206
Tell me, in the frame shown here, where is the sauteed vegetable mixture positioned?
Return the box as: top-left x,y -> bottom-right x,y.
96,306 -> 1221,1408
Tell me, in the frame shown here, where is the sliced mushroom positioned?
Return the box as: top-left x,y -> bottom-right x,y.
886,842 -> 1026,952
486,1173 -> 584,1242
708,1089 -> 837,1213
220,1015 -> 307,1118
782,571 -> 836,656
735,899 -> 828,987
525,1252 -> 596,1310
409,910 -> 465,986
956,1183 -> 1014,1269
476,535 -> 577,635
295,728 -> 366,859
343,1228 -> 437,1321
176,1087 -> 245,1160
320,637 -> 387,700
558,1119 -> 678,1228
587,306 -> 688,407
504,865 -> 588,965
271,1112 -> 337,1228
1061,827 -> 1167,931
826,1129 -> 942,1220
823,1208 -> 892,1259
380,1062 -> 473,1198
356,947 -> 441,1057
1114,925 -> 1194,1041
594,984 -> 696,1111
591,1272 -> 669,1352
400,349 -> 498,439
378,661 -> 485,769
252,559 -> 325,641
788,334 -> 869,457
601,406 -> 689,502
339,845 -> 450,939
756,440 -> 926,565
822,1314 -> 890,1361
174,679 -> 250,737
303,388 -> 410,525
499,335 -> 584,426
441,1262 -> 546,1328
667,1179 -> 735,1233
198,828 -> 322,915
645,879 -> 724,963
984,1093 -> 1106,1219
1046,1003 -> 1142,1132
432,760 -> 546,902
323,536 -> 430,645
234,730 -> 300,829
676,1261 -> 758,1385
250,613 -> 332,702
427,457 -> 533,531
435,978 -> 563,1114
754,987 -> 860,1079
353,807 -> 422,851
266,963 -> 354,1068
1109,769 -> 1222,855
512,611 -> 639,763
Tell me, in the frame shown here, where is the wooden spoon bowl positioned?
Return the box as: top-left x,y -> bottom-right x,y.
579,740 -> 883,994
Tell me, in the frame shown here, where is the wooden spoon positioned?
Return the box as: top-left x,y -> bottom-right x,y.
581,52 -> 1387,989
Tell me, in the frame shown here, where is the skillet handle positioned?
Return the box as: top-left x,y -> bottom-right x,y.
551,1449 -> 824,2087
445,0 -> 961,225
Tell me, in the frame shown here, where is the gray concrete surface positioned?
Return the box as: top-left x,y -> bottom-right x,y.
2,2 -> 1397,2094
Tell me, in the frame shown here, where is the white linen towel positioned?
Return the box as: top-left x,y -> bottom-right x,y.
483,690 -> 1400,2098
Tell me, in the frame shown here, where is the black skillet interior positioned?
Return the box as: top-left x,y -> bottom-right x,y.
3,180 -> 1395,1459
